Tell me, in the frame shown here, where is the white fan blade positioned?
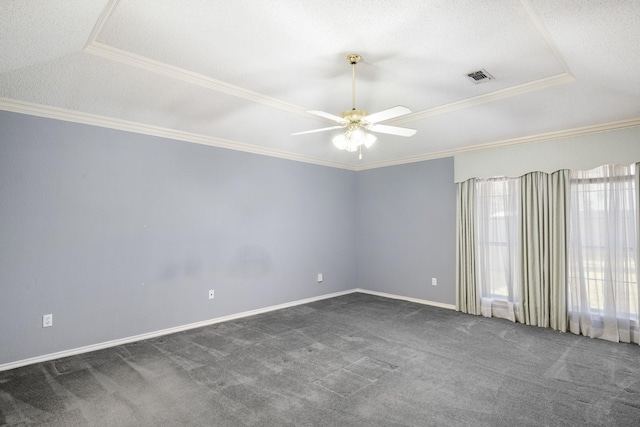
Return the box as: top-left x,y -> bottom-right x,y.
291,125 -> 345,136
307,110 -> 348,124
364,106 -> 412,123
368,124 -> 417,137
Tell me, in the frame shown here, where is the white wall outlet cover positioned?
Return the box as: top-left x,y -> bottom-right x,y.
317,273 -> 323,282
431,278 -> 437,286
42,314 -> 53,328
208,290 -> 215,299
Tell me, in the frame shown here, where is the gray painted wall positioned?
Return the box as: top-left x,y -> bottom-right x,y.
355,158 -> 457,304
0,111 -> 359,365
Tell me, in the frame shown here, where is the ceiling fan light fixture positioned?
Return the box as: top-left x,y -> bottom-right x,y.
293,53 -> 416,158
332,125 -> 377,152
364,132 -> 377,148
345,143 -> 359,153
332,133 -> 348,150
349,127 -> 366,144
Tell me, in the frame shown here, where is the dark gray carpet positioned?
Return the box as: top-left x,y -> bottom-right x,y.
1,293 -> 639,426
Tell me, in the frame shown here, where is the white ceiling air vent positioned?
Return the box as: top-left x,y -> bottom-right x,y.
466,69 -> 494,84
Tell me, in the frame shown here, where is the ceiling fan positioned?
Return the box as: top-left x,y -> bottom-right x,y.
292,53 -> 417,158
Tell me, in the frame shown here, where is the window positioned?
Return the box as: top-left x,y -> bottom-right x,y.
475,177 -> 520,320
568,164 -> 638,343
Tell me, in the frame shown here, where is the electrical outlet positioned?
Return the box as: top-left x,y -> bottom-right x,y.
208,289 -> 215,300
43,314 -> 53,328
317,273 -> 323,283
431,278 -> 437,286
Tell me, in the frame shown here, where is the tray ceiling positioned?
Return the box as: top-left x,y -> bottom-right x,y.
1,0 -> 639,169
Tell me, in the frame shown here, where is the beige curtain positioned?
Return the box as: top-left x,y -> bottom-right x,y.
519,170 -> 569,331
456,165 -> 638,341
456,178 -> 479,315
457,171 -> 570,332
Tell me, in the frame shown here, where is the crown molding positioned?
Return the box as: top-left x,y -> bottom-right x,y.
356,117 -> 640,171
84,0 -> 120,49
83,42 -> 309,118
390,72 -> 575,125
83,0 -> 308,117
0,98 -> 356,170
80,1 -> 574,127
84,40 -> 575,127
520,0 -> 573,75
66,0 -> 593,172
2,98 -> 638,172
77,0 -> 577,141
355,149 -> 465,171
386,1 -> 575,126
452,117 -> 640,154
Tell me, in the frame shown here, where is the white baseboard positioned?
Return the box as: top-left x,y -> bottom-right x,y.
0,289 -> 453,372
355,288 -> 456,310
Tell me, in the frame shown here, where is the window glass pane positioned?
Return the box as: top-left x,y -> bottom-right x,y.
568,164 -> 638,321
476,177 -> 520,302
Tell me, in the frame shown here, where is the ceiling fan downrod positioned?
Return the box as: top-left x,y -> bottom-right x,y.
347,54 -> 361,111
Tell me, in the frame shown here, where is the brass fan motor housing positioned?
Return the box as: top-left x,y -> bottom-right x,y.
339,109 -> 369,124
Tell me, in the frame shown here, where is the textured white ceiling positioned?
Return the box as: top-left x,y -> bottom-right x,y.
0,1 -> 105,73
1,0 -> 639,169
